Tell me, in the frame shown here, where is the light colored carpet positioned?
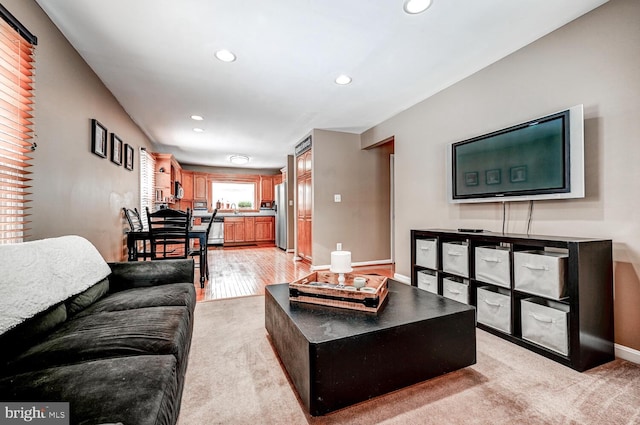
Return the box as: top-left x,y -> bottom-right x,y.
177,295 -> 640,425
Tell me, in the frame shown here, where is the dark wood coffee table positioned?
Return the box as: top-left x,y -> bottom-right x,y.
265,280 -> 476,416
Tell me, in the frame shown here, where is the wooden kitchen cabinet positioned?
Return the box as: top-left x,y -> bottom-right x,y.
194,173 -> 207,200
255,217 -> 274,241
224,217 -> 245,243
245,217 -> 256,242
153,153 -> 181,205
224,216 -> 274,245
181,171 -> 193,200
261,176 -> 274,202
296,149 -> 312,262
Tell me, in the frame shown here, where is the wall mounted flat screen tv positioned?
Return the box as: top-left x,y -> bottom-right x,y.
448,105 -> 584,203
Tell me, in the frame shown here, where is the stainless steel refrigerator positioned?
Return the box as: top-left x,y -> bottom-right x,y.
275,183 -> 287,250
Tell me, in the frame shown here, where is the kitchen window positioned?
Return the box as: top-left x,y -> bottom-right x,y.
0,6 -> 37,244
211,181 -> 256,210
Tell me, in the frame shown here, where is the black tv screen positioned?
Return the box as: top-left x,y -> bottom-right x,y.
451,110 -> 571,201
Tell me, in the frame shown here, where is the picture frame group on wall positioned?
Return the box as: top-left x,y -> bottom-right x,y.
90,118 -> 134,171
124,144 -> 134,171
91,119 -> 107,158
110,133 -> 123,165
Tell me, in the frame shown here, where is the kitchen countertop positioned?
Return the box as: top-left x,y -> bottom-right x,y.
193,210 -> 275,218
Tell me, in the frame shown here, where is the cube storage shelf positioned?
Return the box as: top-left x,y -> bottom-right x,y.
410,229 -> 614,372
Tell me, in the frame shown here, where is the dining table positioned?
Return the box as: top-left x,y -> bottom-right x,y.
126,224 -> 209,287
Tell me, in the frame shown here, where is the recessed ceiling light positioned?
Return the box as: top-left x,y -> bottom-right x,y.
229,154 -> 250,165
215,49 -> 236,62
335,75 -> 352,85
191,115 -> 204,121
193,128 -> 204,133
403,0 -> 433,14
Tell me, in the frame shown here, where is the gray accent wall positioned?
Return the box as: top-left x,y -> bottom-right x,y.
8,0 -> 154,261
362,0 -> 640,351
312,129 -> 391,267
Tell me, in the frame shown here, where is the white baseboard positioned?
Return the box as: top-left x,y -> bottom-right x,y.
393,273 -> 411,284
311,259 -> 393,271
615,343 -> 640,365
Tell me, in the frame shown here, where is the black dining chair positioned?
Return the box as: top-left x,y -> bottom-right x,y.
123,207 -> 144,232
146,207 -> 191,260
189,209 -> 217,277
123,207 -> 150,259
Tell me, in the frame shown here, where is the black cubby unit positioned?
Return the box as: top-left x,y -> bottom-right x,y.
410,229 -> 614,372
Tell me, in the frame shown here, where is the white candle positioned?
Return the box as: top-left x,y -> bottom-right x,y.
330,250 -> 352,273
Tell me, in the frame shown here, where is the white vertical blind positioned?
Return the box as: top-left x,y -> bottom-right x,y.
139,148 -> 155,230
0,14 -> 35,244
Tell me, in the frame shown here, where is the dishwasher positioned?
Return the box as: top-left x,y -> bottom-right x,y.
205,216 -> 224,245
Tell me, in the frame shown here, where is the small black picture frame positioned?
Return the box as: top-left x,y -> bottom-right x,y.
464,171 -> 479,186
110,133 -> 123,165
124,144 -> 134,171
91,119 -> 107,158
486,169 -> 501,185
510,165 -> 527,183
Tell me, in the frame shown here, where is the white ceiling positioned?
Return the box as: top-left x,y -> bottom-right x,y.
36,0 -> 608,169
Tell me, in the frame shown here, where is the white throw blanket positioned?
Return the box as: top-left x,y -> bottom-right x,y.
0,235 -> 112,334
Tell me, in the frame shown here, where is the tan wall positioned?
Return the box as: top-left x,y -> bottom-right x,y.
362,0 -> 640,350
7,0 -> 154,261
312,129 -> 391,266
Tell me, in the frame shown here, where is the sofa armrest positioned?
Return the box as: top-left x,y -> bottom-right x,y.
107,259 -> 195,292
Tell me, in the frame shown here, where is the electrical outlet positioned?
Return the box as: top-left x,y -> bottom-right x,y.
334,194 -> 341,202
336,243 -> 342,251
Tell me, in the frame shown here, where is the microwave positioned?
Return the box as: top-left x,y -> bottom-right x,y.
174,181 -> 184,199
193,201 -> 207,210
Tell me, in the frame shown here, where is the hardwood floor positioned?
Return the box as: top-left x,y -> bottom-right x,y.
195,246 -> 394,302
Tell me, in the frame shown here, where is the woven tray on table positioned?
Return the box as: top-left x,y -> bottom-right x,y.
289,271 -> 388,313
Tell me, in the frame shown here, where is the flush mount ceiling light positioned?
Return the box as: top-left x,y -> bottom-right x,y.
191,115 -> 204,121
335,75 -> 352,85
403,0 -> 433,14
193,127 -> 204,133
215,49 -> 236,62
229,154 -> 250,165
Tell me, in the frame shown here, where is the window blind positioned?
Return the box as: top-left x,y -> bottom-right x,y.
0,10 -> 36,244
140,148 -> 155,230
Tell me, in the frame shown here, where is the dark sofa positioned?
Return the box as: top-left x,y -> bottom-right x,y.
0,239 -> 196,425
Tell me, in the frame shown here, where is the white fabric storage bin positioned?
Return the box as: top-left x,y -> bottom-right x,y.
514,250 -> 568,300
415,239 -> 437,269
442,242 -> 469,277
417,270 -> 438,294
475,246 -> 511,288
477,286 -> 511,333
442,277 -> 469,304
521,297 -> 570,355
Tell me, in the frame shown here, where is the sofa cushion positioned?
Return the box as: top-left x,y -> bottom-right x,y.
15,303 -> 67,340
6,306 -> 192,376
76,282 -> 195,317
0,303 -> 67,370
65,278 -> 110,316
0,235 -> 111,334
0,355 -> 180,425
